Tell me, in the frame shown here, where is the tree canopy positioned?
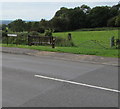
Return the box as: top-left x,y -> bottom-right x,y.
4,2 -> 120,33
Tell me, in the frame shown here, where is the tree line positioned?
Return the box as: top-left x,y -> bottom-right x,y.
2,3 -> 120,33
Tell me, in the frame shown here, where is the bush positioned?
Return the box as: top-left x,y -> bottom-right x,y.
2,31 -> 7,37
115,15 -> 120,27
17,32 -> 28,45
107,17 -> 116,27
107,15 -> 120,27
45,29 -> 53,36
29,31 -> 39,36
2,31 -> 7,44
2,32 -> 29,45
55,37 -> 75,47
38,28 -> 45,33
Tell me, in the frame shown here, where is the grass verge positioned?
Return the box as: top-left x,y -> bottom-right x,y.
1,44 -> 119,58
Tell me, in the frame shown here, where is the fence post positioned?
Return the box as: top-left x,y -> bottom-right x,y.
68,33 -> 72,40
110,36 -> 115,48
116,39 -> 120,49
6,30 -> 8,45
52,37 -> 55,48
6,36 -> 8,45
16,36 -> 18,45
28,35 -> 31,46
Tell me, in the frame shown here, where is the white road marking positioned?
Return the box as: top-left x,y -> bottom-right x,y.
34,74 -> 120,93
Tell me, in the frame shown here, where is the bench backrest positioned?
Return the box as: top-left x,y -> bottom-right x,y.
28,35 -> 55,48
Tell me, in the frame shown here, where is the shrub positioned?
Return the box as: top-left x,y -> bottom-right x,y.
55,37 -> 75,47
107,17 -> 116,27
17,32 -> 28,45
29,31 -> 39,36
45,29 -> 54,36
2,32 -> 29,45
107,15 -> 120,27
2,31 -> 7,37
38,28 -> 45,33
115,15 -> 120,27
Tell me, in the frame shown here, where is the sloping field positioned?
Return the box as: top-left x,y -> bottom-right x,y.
53,30 -> 119,48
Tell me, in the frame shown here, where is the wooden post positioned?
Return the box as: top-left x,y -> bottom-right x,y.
39,37 -> 40,45
116,39 -> 120,49
110,36 -> 115,48
52,38 -> 55,48
6,30 -> 8,45
28,35 -> 31,46
6,36 -> 8,45
68,33 -> 72,40
16,36 -> 18,45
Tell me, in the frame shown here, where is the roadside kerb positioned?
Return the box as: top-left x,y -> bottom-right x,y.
1,47 -> 119,67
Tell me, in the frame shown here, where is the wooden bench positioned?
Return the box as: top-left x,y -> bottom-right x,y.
28,35 -> 56,48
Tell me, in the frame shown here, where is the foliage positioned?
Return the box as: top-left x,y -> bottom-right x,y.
39,19 -> 51,30
115,15 -> 120,26
107,17 -> 116,27
2,24 -> 7,31
29,31 -> 39,36
107,15 -> 120,27
38,27 -> 45,33
53,7 -> 86,30
44,29 -> 53,36
55,37 -> 75,47
30,22 -> 40,32
50,17 -> 69,32
8,19 -> 26,32
80,4 -> 91,14
1,29 -> 119,57
2,31 -> 7,37
88,6 -> 111,27
2,32 -> 28,45
2,2 -> 120,33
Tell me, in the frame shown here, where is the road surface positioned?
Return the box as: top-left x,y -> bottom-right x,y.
2,53 -> 119,107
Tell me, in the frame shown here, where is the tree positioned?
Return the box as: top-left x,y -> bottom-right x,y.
115,15 -> 120,26
50,17 -> 69,32
80,4 -> 91,14
53,7 -> 86,30
67,7 -> 86,30
2,24 -> 7,31
44,29 -> 53,36
54,7 -> 68,18
107,17 -> 116,27
6,3 -> 120,33
109,3 -> 120,20
39,19 -> 51,30
107,15 -> 120,27
25,22 -> 32,32
8,19 -> 26,32
30,21 -> 40,32
89,6 -> 111,27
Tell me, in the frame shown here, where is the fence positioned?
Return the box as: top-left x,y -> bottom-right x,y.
28,35 -> 56,48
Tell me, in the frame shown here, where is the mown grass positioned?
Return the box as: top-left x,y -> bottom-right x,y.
53,30 -> 119,48
1,44 -> 119,58
1,29 -> 119,58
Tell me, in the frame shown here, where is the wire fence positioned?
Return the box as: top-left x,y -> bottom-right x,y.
78,40 -> 109,49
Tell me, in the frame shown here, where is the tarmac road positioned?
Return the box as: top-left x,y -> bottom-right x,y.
2,53 -> 119,107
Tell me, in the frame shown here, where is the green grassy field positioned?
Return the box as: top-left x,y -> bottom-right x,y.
1,29 -> 119,58
53,30 -> 119,48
